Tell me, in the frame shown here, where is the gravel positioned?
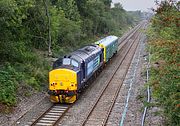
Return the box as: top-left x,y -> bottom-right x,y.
0,92 -> 50,126
14,96 -> 53,126
0,22 -> 164,126
106,32 -> 163,126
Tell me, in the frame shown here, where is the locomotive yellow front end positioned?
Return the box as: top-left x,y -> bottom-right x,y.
49,68 -> 78,103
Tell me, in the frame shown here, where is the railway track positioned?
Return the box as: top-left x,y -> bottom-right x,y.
25,104 -> 70,126
22,22 -> 145,126
118,23 -> 142,48
79,24 -> 143,126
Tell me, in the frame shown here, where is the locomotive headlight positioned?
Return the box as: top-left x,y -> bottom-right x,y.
51,82 -> 57,86
70,82 -> 74,87
51,82 -> 55,86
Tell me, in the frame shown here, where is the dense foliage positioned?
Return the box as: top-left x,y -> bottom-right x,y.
147,0 -> 180,125
0,0 -> 141,108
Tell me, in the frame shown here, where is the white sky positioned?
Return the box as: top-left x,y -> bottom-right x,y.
112,0 -> 159,11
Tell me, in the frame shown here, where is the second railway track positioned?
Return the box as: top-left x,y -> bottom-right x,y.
79,24 -> 143,126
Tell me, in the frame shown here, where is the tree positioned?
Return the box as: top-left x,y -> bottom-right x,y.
43,0 -> 52,56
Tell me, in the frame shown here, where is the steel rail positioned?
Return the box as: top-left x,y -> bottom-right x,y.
119,21 -> 148,126
103,32 -> 142,126
118,23 -> 142,45
119,33 -> 142,126
30,104 -> 54,125
30,104 -> 72,126
80,23 -> 144,126
118,23 -> 142,46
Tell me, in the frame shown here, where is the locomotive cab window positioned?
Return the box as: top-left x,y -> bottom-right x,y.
71,59 -> 79,67
62,58 -> 79,67
63,58 -> 71,65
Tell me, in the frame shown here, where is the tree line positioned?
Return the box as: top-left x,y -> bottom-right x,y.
0,0 -> 142,108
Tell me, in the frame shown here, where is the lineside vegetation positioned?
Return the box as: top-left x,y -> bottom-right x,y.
147,0 -> 180,125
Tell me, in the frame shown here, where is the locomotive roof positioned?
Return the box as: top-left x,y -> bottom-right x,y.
96,35 -> 118,46
68,44 -> 102,63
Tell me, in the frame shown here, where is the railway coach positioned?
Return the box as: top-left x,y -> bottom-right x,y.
96,35 -> 118,62
48,36 -> 118,103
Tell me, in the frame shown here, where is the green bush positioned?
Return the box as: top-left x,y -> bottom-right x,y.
0,54 -> 49,106
0,65 -> 18,106
147,1 -> 180,125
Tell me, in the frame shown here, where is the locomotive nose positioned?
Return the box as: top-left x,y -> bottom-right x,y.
49,68 -> 77,91
49,68 -> 78,103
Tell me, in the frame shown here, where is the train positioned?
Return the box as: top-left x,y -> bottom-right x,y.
48,35 -> 119,103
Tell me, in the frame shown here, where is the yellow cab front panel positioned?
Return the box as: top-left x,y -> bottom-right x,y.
49,68 -> 77,103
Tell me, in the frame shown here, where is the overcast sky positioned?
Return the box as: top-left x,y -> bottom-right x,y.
112,0 -> 159,11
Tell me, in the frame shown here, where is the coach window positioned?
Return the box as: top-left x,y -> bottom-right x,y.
71,59 -> 79,67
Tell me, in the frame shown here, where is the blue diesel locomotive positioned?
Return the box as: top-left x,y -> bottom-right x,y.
48,36 -> 118,103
